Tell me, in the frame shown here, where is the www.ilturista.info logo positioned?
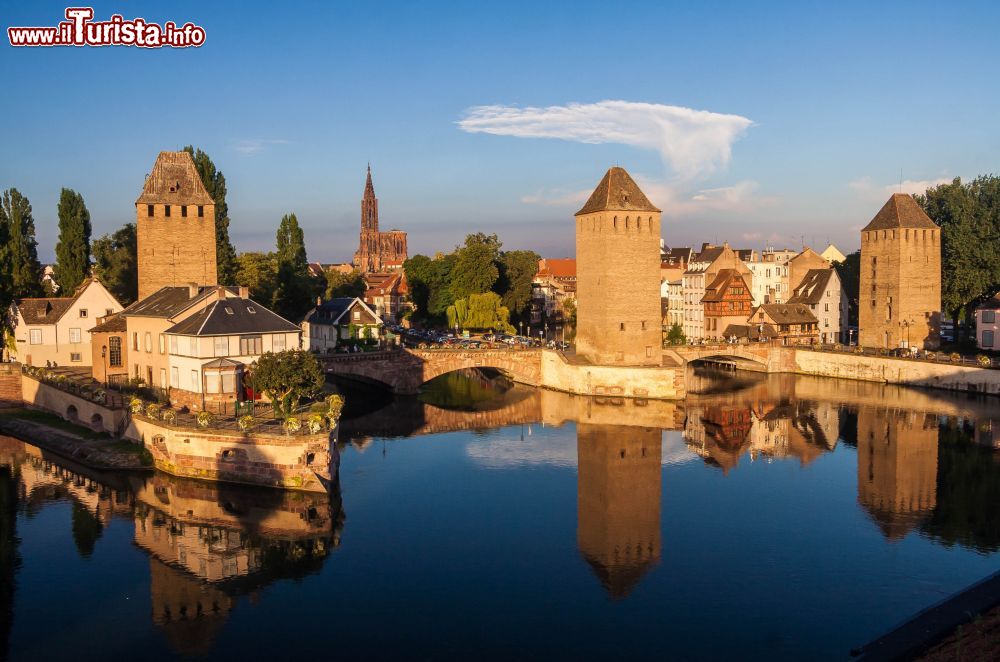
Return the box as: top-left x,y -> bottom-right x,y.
8,7 -> 206,48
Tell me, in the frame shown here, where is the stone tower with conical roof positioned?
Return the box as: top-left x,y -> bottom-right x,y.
859,193 -> 941,349
574,167 -> 662,365
136,151 -> 217,299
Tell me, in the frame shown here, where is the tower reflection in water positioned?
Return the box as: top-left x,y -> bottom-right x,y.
0,437 -> 343,656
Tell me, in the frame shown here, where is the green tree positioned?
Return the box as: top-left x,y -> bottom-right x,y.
562,297 -> 577,341
917,176 -> 1000,338
249,349 -> 324,417
235,251 -> 279,306
666,323 -> 686,345
92,223 -> 138,305
325,269 -> 366,299
404,252 -> 456,323
183,146 -> 238,284
497,249 -> 541,323
1,189 -> 43,298
0,198 -> 12,345
450,233 -> 501,301
833,250 -> 860,328
54,188 -> 92,294
273,213 -> 312,321
446,292 -> 515,332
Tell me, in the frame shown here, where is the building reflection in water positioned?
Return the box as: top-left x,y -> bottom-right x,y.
0,436 -> 343,656
576,424 -> 662,599
856,408 -> 939,540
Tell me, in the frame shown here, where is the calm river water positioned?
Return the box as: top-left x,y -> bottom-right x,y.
1,369 -> 998,660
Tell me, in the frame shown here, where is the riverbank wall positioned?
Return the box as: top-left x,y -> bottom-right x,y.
0,363 -> 23,408
539,351 -> 686,400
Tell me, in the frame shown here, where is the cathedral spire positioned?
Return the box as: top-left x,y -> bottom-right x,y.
364,163 -> 375,199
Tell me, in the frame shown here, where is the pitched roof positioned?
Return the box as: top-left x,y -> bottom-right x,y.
820,243 -> 847,263
302,297 -> 381,326
662,247 -> 692,266
723,323 -> 778,340
691,245 -> 725,264
164,298 -> 299,336
787,269 -> 834,305
89,314 -> 127,333
755,303 -> 818,325
978,293 -> 1000,311
537,258 -> 576,279
575,167 -> 660,216
862,193 -> 939,232
14,277 -> 98,325
135,151 -> 214,206
702,269 -> 751,303
123,286 -> 228,318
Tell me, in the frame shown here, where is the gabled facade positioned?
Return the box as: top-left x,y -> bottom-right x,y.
682,243 -> 753,341
11,279 -> 124,367
701,269 -> 753,339
786,268 -> 847,344
749,303 -> 820,345
363,271 -> 409,324
301,297 -> 383,353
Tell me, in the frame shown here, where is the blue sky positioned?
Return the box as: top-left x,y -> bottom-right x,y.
3,0 -> 998,262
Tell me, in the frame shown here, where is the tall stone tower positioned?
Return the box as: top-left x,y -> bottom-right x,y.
354,165 -> 381,272
577,423 -> 662,599
136,151 -> 217,300
575,167 -> 662,365
859,193 -> 941,349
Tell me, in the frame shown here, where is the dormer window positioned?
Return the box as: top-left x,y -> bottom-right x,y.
224,306 -> 234,315
247,306 -> 256,314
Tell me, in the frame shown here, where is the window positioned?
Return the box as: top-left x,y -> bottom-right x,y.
984,311 -> 996,324
132,332 -> 139,350
214,336 -> 229,357
164,204 -> 171,218
197,205 -> 204,218
273,334 -> 286,352
170,366 -> 179,388
353,310 -> 360,321
181,205 -> 188,218
169,335 -> 178,354
239,335 -> 263,355
159,368 -> 166,388
144,332 -> 152,353
984,331 -> 995,348
108,337 -> 122,367
205,371 -> 221,394
159,334 -> 165,354
824,303 -> 829,312
191,370 -> 199,391
147,204 -> 154,217
105,308 -> 114,317
69,328 -> 81,344
189,336 -> 197,356
70,352 -> 81,362
620,322 -> 625,331
28,328 -> 41,345
79,309 -> 88,318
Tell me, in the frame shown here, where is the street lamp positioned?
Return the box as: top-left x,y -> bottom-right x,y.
849,328 -> 854,347
101,345 -> 107,387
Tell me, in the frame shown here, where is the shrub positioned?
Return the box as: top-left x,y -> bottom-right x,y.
145,403 -> 161,419
238,414 -> 254,431
197,411 -> 214,428
325,394 -> 345,424
924,351 -> 936,361
949,352 -> 961,362
976,354 -> 992,367
161,409 -> 177,424
93,389 -> 106,404
130,398 -> 145,414
307,413 -> 325,433
854,345 -> 865,354
285,417 -> 302,434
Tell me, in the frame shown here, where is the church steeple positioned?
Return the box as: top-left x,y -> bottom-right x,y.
361,164 -> 379,233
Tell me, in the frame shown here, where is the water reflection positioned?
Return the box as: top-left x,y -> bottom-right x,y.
0,436 -> 343,656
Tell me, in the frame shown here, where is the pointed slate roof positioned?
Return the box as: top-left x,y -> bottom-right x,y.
862,193 -> 939,232
136,151 -> 214,206
363,164 -> 375,199
575,167 -> 660,216
164,297 -> 299,336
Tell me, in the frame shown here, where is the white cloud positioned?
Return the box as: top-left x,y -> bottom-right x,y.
458,100 -> 752,181
849,176 -> 952,200
233,138 -> 289,156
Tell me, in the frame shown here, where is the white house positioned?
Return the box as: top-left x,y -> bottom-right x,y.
300,297 -> 382,353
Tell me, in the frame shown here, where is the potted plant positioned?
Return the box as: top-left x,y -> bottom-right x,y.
130,397 -> 145,414
307,413 -> 325,434
284,417 -> 302,434
161,409 -> 177,425
145,403 -> 161,419
976,354 -> 991,367
238,414 -> 254,432
197,411 -> 214,428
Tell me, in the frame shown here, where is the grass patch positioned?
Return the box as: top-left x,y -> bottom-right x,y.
0,408 -> 110,440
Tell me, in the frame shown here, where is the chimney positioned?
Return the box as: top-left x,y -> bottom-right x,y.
188,283 -> 199,298
239,286 -> 249,299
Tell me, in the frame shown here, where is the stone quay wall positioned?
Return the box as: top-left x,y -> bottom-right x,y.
540,351 -> 686,400
21,373 -> 126,433
128,416 -> 334,492
0,363 -> 22,408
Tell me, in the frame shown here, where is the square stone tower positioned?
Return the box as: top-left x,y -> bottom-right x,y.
859,193 -> 941,349
136,151 -> 218,300
575,167 -> 662,365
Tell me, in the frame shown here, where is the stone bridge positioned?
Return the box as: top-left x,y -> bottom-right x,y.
665,344 -> 795,373
320,349 -> 543,395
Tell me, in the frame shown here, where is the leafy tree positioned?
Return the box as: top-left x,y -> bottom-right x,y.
183,146 -> 238,284
235,251 -> 279,306
833,250 -> 860,327
0,199 -> 12,344
497,249 -> 541,323
55,188 -> 92,294
325,269 -> 366,299
404,252 -> 456,323
916,176 -> 1000,338
562,297 -> 577,341
92,223 -> 138,305
450,233 -> 500,301
273,213 -> 313,321
446,292 -> 515,332
666,323 -> 686,345
71,502 -> 102,558
249,349 -> 324,417
1,189 -> 43,298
